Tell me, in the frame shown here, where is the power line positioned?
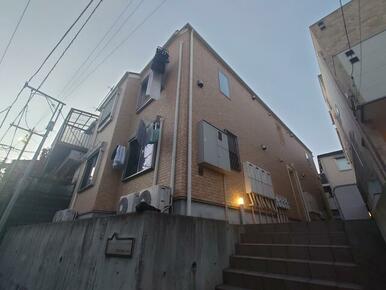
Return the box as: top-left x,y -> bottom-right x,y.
0,0 -> 32,69
28,0 -> 95,83
64,0 -> 167,99
61,0 -> 143,98
357,0 -> 363,93
339,0 -> 351,49
0,0 -> 96,130
34,0 -> 104,92
59,0 -> 136,96
32,0 -> 104,128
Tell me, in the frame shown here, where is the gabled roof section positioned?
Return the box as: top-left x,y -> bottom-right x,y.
181,23 -> 313,153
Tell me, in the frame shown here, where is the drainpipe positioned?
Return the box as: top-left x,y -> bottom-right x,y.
153,117 -> 164,185
170,41 -> 183,209
187,29 -> 194,216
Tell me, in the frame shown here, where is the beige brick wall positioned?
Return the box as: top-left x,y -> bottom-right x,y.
72,25 -> 324,221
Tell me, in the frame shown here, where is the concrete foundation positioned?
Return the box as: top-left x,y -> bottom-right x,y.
0,212 -> 241,290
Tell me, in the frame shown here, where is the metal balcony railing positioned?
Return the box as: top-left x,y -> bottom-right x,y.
54,108 -> 98,151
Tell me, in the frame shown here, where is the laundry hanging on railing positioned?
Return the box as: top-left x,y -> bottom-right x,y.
111,145 -> 126,169
147,117 -> 161,144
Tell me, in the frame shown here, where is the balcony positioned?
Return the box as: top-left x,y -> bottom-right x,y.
44,108 -> 98,180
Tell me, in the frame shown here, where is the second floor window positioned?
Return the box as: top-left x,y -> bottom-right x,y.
79,150 -> 100,191
219,71 -> 230,98
123,139 -> 156,179
137,75 -> 151,110
98,94 -> 116,129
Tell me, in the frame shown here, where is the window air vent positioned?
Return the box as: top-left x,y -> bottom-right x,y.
317,21 -> 326,30
345,49 -> 355,57
350,56 -> 360,64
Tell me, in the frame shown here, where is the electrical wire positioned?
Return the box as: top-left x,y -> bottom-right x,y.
28,0 -> 95,83
2,0 -> 103,145
61,0 -> 144,98
31,0 -> 104,129
339,0 -> 351,49
0,0 -> 96,130
34,0 -> 104,92
0,0 -> 32,69
357,0 -> 363,93
59,0 -> 135,96
64,0 -> 167,99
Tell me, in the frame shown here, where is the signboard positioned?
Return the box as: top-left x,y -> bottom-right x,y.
105,233 -> 135,258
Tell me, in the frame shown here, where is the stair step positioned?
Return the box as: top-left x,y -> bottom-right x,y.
230,255 -> 359,283
236,243 -> 354,262
240,231 -> 348,245
223,268 -> 362,290
245,221 -> 345,234
215,284 -> 252,290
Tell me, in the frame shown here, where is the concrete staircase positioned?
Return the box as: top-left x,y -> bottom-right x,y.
216,222 -> 363,290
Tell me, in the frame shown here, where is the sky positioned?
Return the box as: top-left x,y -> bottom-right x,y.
0,0 -> 346,163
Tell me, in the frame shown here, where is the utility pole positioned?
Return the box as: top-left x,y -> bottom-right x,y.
0,86 -> 64,234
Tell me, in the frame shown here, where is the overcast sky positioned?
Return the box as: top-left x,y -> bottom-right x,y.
0,0 -> 345,162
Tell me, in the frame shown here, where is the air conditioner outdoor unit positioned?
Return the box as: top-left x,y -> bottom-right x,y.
117,185 -> 171,215
52,209 -> 77,222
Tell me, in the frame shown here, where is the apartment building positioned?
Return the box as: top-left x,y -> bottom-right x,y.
318,150 -> 369,220
310,0 -> 386,234
67,23 -> 324,223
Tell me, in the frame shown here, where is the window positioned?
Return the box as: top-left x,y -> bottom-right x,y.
225,130 -> 241,171
335,157 -> 351,171
123,138 -> 156,179
137,75 -> 151,110
98,94 -> 116,129
79,151 -> 100,191
218,71 -> 230,98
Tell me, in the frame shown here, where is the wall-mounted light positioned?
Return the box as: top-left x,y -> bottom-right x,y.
197,80 -> 204,88
237,197 -> 244,206
261,144 -> 267,151
237,196 -> 245,225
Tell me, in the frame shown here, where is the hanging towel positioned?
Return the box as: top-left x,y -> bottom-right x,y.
112,145 -> 126,169
136,120 -> 147,147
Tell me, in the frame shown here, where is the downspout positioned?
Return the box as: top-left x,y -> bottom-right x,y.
153,117 -> 164,185
170,41 -> 183,208
187,29 -> 194,216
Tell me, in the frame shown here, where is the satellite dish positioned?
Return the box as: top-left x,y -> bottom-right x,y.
118,198 -> 128,214
139,190 -> 152,204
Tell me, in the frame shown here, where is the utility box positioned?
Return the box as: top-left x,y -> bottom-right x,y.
198,121 -> 231,173
243,161 -> 274,199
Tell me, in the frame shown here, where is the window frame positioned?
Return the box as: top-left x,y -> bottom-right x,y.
121,136 -> 158,181
136,74 -> 153,113
224,129 -> 241,171
97,90 -> 119,132
218,70 -> 230,99
78,145 -> 104,192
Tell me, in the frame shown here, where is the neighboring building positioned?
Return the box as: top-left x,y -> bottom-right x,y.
318,150 -> 369,220
68,23 -> 325,223
0,109 -> 97,233
310,0 -> 386,235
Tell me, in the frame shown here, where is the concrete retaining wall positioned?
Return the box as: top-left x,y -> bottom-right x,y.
0,212 -> 241,290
